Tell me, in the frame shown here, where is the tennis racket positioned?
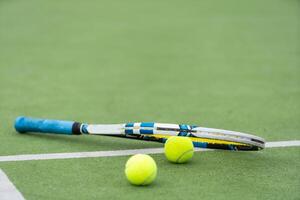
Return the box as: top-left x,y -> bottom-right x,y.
14,116 -> 265,151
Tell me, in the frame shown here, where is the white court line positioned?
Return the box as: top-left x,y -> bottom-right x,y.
0,140 -> 299,163
265,140 -> 300,148
0,169 -> 25,200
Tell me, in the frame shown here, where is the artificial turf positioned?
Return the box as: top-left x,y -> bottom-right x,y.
0,0 -> 299,199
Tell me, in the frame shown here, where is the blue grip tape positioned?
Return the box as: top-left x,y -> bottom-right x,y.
15,116 -> 75,135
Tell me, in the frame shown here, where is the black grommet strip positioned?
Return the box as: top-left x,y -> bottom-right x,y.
72,122 -> 82,135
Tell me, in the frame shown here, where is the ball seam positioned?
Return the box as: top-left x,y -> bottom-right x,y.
175,149 -> 193,163
141,169 -> 156,185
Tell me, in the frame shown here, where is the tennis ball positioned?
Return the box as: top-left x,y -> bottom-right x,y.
125,154 -> 157,186
164,136 -> 194,163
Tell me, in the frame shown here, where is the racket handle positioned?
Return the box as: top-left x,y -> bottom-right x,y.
14,116 -> 82,135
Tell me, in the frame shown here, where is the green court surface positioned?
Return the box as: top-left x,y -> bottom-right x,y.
0,0 -> 299,199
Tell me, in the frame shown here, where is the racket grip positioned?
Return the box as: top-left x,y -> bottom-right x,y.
14,116 -> 82,135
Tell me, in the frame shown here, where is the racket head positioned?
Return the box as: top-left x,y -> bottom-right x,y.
86,123 -> 265,151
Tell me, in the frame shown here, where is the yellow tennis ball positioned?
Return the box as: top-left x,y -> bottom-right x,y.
164,136 -> 194,163
125,154 -> 157,186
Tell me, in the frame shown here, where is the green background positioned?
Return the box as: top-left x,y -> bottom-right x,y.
0,0 -> 299,199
